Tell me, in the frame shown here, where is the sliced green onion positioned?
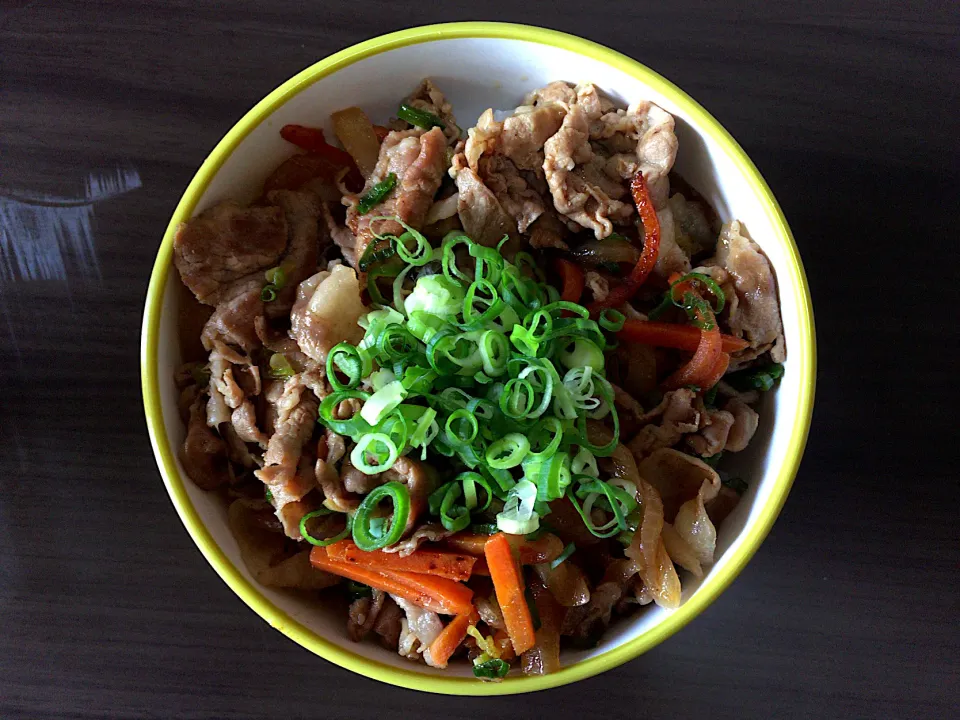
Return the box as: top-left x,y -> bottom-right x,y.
473,658 -> 510,680
485,433 -> 530,469
671,272 -> 726,313
357,172 -> 398,215
268,353 -> 295,379
702,452 -> 722,468
550,542 -> 577,569
722,475 -> 749,495
264,265 -> 287,288
300,509 -> 353,547
327,342 -> 371,391
260,284 -> 277,302
358,239 -> 397,272
726,363 -> 784,392
352,482 -> 410,550
496,479 -> 539,535
598,308 -> 625,332
405,274 -> 466,318
397,102 -> 445,129
350,432 -> 399,474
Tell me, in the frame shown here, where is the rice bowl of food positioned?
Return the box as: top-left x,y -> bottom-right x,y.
141,21 -> 815,694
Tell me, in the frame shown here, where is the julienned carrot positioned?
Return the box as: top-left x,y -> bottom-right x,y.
554,258 -> 585,304
428,615 -> 472,668
325,540 -> 476,581
663,322 -> 722,390
618,319 -> 749,353
310,546 -> 474,616
484,533 -> 536,655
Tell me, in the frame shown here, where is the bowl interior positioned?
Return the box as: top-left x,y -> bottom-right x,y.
148,29 -> 812,691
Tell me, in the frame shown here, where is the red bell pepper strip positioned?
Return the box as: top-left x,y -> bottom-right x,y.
588,172 -> 660,312
279,124 -> 364,190
618,319 -> 749,353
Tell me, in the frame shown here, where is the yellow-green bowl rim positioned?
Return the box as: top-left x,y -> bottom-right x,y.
141,21 -> 816,696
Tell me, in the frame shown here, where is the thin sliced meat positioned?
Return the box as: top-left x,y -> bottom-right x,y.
479,155 -> 545,233
715,221 -> 785,362
289,265 -> 367,364
452,161 -> 518,247
499,104 -> 567,171
543,100 -> 632,239
628,389 -> 701,459
315,457 -> 360,513
348,589 -> 386,642
173,201 -> 287,305
345,126 -> 446,263
263,190 -> 322,318
231,400 -> 267,448
200,276 -> 264,353
382,523 -> 452,557
255,382 -> 321,538
405,79 -> 460,145
686,408 -> 735,457
724,397 -> 760,451
180,395 -> 229,490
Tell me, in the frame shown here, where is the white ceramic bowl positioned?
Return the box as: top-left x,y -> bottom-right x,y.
142,22 -> 816,695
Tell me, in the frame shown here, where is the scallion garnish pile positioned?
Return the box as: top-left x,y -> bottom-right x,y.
311,220 -> 639,550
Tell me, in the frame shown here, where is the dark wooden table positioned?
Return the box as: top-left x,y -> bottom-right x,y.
2,2 -> 957,718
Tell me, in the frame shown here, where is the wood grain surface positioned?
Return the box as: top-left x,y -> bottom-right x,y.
1,2 -> 958,718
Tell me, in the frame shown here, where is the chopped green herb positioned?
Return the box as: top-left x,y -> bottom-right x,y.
358,238 -> 397,271
264,488 -> 273,503
260,284 -> 278,302
264,265 -> 287,288
346,581 -> 372,601
722,475 -> 749,495
726,363 -> 784,392
701,452 -> 722,468
397,102 -> 445,129
268,353 -> 295,379
357,172 -> 398,215
472,658 -> 510,680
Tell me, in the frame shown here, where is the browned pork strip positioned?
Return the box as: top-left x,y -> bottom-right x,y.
173,202 -> 287,305
345,126 -> 446,264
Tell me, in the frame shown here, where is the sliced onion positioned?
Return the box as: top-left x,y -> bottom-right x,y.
568,238 -> 640,266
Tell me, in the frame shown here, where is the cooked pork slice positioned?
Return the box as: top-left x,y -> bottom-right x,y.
453,163 -> 518,247
180,395 -> 229,490
715,221 -> 785,362
345,126 -> 446,264
173,201 -> 287,305
200,276 -> 264,353
263,190 -> 322,318
628,388 -> 701,459
289,265 -> 367,364
255,381 -> 321,538
544,101 -> 632,239
404,79 -> 460,145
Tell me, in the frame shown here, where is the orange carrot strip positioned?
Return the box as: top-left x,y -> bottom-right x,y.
663,322 -> 722,390
428,615 -> 472,668
618,319 -> 749,353
554,258 -> 585,304
310,547 -> 474,615
484,533 -> 536,655
323,540 -> 476,581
